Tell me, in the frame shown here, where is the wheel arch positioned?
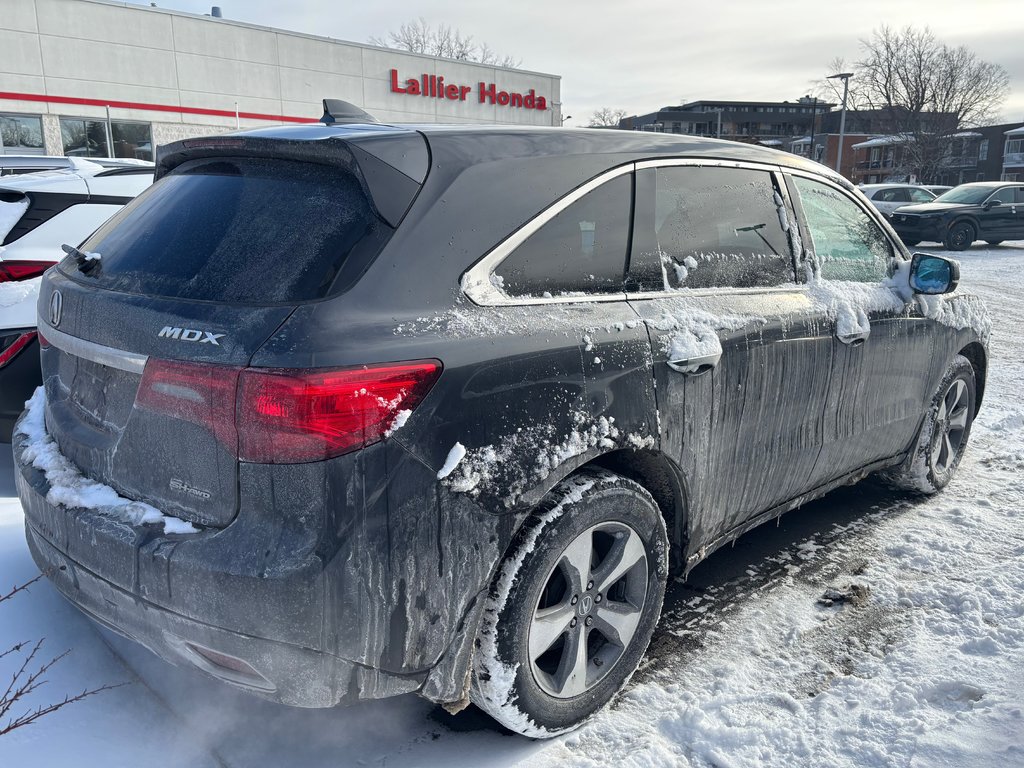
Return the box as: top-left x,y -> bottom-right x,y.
586,448 -> 689,574
958,341 -> 987,415
950,215 -> 980,238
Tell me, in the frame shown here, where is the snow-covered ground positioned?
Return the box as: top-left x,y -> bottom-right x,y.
2,243 -> 1022,767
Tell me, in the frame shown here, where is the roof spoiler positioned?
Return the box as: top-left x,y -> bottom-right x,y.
320,99 -> 379,125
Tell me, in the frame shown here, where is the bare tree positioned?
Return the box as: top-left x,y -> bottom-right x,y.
1,573 -> 126,737
370,18 -> 520,68
589,108 -> 629,128
827,27 -> 1009,182
813,57 -> 868,112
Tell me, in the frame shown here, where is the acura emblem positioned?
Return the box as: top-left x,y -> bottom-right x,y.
578,595 -> 593,616
49,290 -> 63,327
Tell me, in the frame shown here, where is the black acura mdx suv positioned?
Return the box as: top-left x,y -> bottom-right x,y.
15,113 -> 988,737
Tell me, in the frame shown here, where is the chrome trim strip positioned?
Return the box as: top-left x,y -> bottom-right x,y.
634,157 -> 783,172
39,321 -> 148,374
461,163 -> 635,307
625,284 -> 804,301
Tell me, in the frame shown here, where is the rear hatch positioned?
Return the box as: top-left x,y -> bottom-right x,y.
37,131 -> 426,527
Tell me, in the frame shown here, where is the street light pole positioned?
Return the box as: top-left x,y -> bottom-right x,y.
808,97 -> 818,161
827,72 -> 854,177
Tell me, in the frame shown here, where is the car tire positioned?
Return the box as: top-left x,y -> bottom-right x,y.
943,221 -> 975,251
470,468 -> 668,737
985,240 -> 1004,246
883,354 -> 976,494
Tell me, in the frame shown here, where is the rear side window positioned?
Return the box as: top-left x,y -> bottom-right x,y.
876,188 -> 908,203
632,165 -> 795,291
67,157 -> 389,303
493,174 -> 631,297
792,176 -> 891,282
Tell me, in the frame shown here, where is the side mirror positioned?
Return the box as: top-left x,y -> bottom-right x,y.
909,252 -> 959,295
984,198 -> 1002,210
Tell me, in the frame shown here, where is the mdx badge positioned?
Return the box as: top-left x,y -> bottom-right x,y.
158,326 -> 225,345
49,290 -> 63,327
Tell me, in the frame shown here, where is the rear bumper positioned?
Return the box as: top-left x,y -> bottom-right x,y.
23,521 -> 420,706
13,417 -> 435,707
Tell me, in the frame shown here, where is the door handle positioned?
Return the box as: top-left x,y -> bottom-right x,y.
667,351 -> 721,375
837,330 -> 869,346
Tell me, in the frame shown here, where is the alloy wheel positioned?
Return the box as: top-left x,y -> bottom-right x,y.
528,521 -> 649,698
929,378 -> 970,475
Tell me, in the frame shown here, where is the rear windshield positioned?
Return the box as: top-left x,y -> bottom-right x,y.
65,157 -> 389,303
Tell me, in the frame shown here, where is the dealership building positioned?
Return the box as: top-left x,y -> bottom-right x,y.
0,0 -> 562,161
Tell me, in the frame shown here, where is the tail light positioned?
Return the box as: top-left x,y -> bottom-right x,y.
0,331 -> 37,369
0,260 -> 55,283
136,359 -> 242,452
137,359 -> 441,464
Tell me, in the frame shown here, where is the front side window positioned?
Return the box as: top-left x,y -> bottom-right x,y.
631,165 -> 794,291
493,174 -> 631,297
986,188 -> 1019,205
0,114 -> 44,155
792,176 -> 892,282
908,188 -> 935,203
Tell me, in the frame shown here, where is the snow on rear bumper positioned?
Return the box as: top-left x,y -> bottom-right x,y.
12,410 -> 429,707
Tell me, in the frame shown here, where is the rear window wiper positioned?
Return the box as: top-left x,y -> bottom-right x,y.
61,243 -> 102,273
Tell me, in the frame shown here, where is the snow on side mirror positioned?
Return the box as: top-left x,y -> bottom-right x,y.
909,252 -> 959,295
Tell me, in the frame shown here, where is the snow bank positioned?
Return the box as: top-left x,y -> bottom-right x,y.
16,387 -> 198,534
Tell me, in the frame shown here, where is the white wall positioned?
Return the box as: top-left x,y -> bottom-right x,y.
0,0 -> 562,150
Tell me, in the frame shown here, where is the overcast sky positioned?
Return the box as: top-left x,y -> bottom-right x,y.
159,0 -> 1023,124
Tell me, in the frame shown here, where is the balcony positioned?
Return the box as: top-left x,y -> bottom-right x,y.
856,159 -> 896,169
938,155 -> 978,168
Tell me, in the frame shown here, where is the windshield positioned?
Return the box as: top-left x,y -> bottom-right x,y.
933,185 -> 997,205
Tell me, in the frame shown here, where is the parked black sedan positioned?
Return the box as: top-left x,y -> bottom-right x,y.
891,181 -> 1024,250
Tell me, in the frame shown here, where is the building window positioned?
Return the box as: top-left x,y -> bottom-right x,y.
60,117 -> 153,161
0,113 -> 45,155
1006,139 -> 1023,155
979,139 -> 988,161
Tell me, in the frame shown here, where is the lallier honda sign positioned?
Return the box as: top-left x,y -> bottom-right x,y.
389,69 -> 548,111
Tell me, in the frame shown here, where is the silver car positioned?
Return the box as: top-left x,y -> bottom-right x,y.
860,183 -> 936,217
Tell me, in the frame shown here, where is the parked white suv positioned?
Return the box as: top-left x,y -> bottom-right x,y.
859,183 -> 936,217
0,160 -> 153,439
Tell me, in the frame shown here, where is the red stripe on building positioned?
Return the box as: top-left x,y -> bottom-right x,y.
0,91 -> 317,124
